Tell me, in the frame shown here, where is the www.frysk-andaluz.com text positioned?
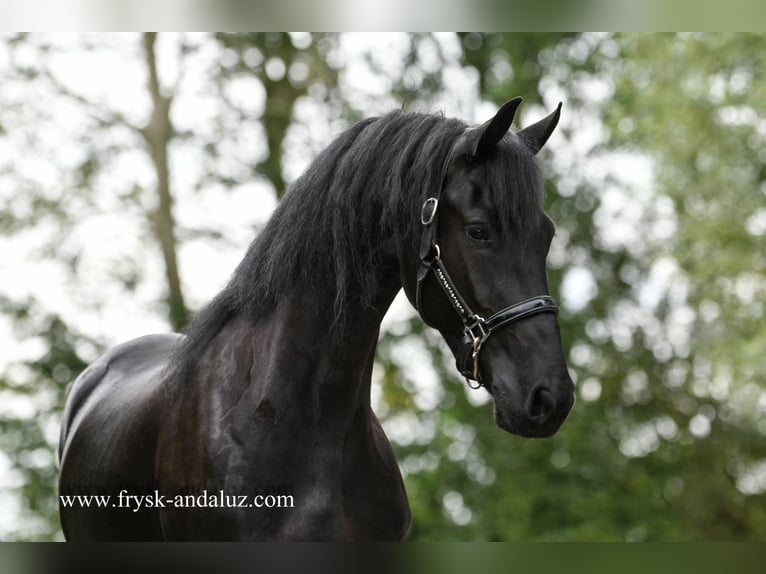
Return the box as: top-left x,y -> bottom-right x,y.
59,489 -> 295,512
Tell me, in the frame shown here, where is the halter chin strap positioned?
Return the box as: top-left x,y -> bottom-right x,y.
415,147 -> 559,389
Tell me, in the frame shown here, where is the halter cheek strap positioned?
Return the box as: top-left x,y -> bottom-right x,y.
415,148 -> 559,389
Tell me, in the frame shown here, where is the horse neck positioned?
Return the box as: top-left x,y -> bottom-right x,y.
212,270 -> 402,430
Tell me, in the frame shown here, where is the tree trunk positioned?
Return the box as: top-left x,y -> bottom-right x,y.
140,32 -> 188,331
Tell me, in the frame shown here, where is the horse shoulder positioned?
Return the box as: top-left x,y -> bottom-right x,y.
59,333 -> 183,463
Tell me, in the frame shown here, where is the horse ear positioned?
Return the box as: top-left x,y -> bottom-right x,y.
518,102 -> 562,155
471,96 -> 523,159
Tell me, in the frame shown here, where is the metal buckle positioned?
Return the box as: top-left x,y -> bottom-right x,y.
464,316 -> 489,386
421,198 -> 439,225
464,316 -> 488,347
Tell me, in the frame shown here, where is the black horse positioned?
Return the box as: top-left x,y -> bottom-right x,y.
58,97 -> 574,540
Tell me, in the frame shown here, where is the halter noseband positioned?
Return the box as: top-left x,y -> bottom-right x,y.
415,144 -> 559,390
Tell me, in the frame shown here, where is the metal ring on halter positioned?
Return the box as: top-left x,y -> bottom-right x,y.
421,198 -> 439,225
465,374 -> 482,390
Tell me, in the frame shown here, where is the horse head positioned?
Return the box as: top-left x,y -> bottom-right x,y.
405,98 -> 574,438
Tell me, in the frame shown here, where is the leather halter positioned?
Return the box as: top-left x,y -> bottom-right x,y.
415,145 -> 559,389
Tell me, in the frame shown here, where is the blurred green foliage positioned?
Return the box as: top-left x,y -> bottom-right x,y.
379,32 -> 766,541
1,33 -> 765,541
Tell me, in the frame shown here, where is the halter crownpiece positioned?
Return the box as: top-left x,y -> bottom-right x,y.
415,151 -> 559,390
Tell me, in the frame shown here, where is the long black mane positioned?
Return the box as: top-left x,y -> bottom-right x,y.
171,108 -> 543,380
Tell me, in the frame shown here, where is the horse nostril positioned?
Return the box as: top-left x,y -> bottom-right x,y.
527,386 -> 556,422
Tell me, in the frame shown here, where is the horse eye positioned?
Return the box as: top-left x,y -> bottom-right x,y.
468,227 -> 489,242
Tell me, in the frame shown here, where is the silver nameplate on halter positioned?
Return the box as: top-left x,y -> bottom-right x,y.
420,198 -> 439,226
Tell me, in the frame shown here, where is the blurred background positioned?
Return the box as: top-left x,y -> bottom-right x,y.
0,32 -> 765,541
